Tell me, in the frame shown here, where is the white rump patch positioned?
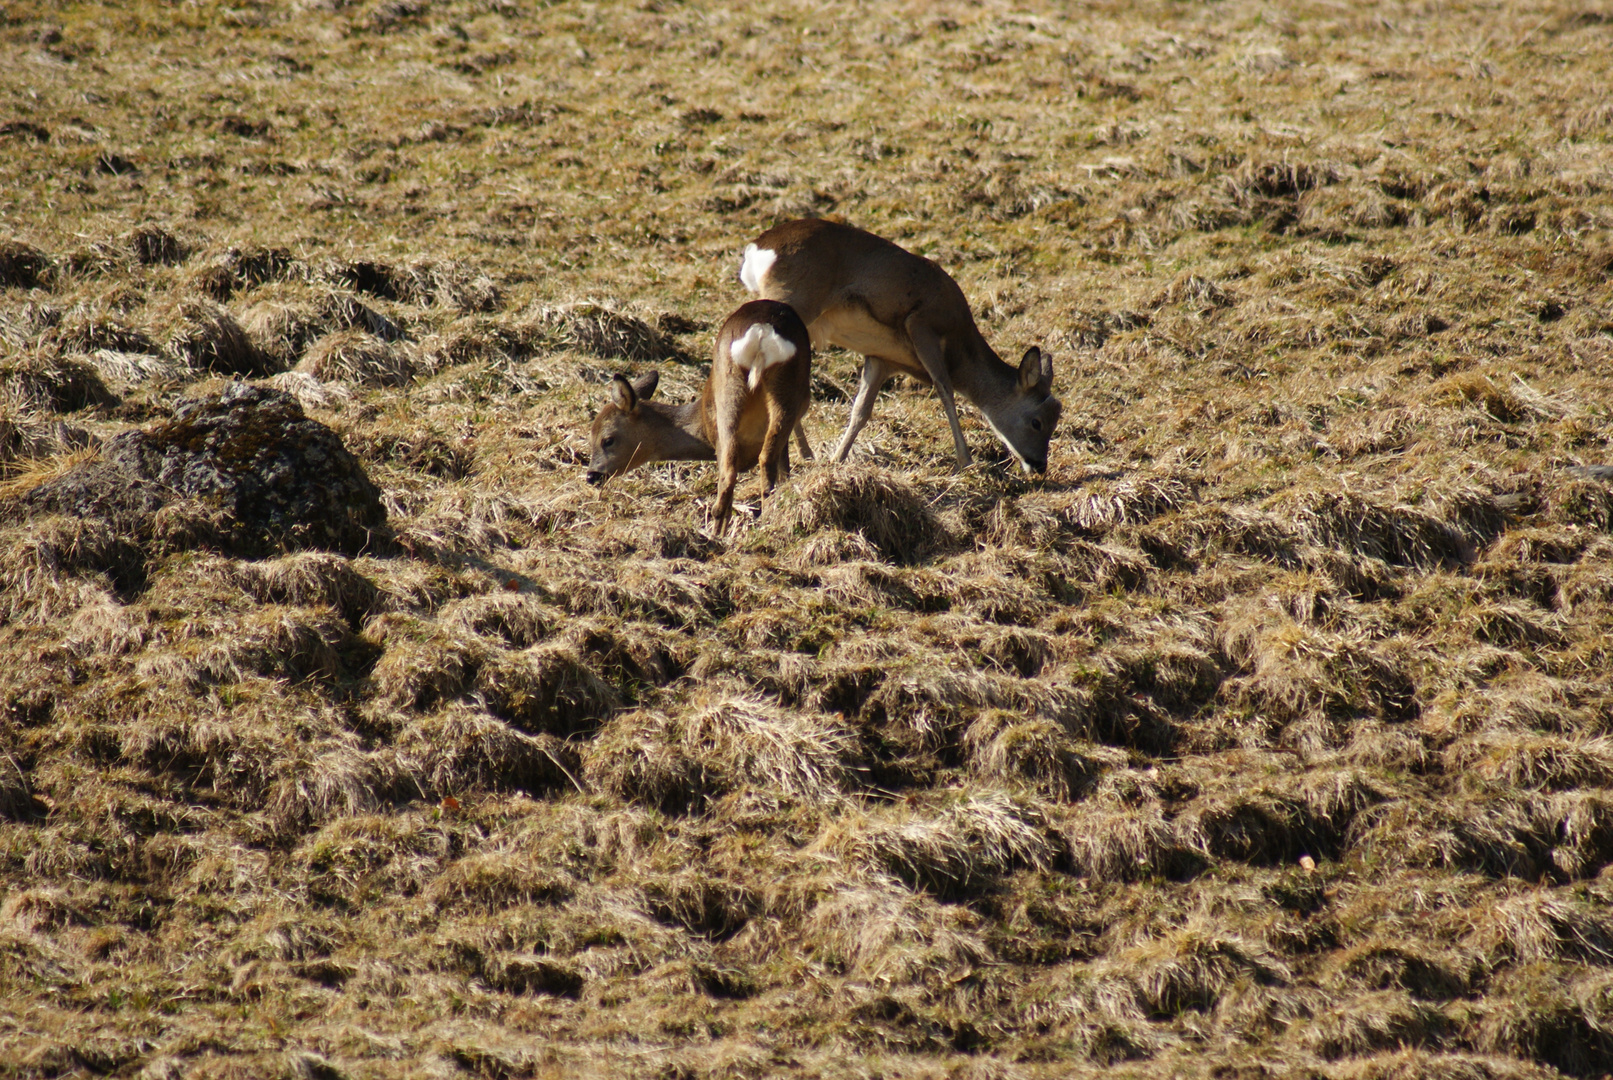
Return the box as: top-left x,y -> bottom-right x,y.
739,244 -> 777,295
729,323 -> 797,391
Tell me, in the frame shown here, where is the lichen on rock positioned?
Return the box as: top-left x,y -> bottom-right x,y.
20,382 -> 385,557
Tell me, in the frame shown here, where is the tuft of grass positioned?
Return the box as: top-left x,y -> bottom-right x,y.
1294,990 -> 1450,1060
1055,792 -> 1200,881
801,878 -> 991,986
584,693 -> 850,813
0,351 -> 117,413
124,224 -> 188,268
0,239 -> 54,290
1063,468 -> 1199,532
1103,921 -> 1291,1019
963,710 -> 1122,800
760,466 -> 949,564
1446,734 -> 1613,792
398,703 -> 577,799
239,293 -> 325,371
473,640 -> 618,736
830,790 -> 1056,900
1269,489 -> 1471,569
532,300 -> 679,362
1476,964 -> 1613,1078
80,348 -> 186,394
0,513 -> 145,619
0,407 -> 96,476
151,298 -> 271,377
296,329 -> 414,387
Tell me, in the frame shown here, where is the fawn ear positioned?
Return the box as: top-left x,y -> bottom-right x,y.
631,369 -> 660,400
610,374 -> 638,414
1018,346 -> 1050,392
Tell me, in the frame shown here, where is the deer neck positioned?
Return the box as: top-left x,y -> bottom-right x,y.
947,333 -> 1015,407
645,399 -> 716,461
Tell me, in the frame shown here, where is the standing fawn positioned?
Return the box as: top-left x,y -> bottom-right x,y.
585,299 -> 812,530
740,218 -> 1061,473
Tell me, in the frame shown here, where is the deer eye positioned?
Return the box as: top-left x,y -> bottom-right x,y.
1030,418 -> 1043,432
601,436 -> 617,448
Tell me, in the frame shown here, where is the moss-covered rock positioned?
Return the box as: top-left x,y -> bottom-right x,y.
21,382 -> 384,556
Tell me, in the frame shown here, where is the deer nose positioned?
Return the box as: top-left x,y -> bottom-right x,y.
1025,457 -> 1047,474
585,470 -> 605,486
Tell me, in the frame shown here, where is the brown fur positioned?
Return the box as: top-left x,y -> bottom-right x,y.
744,218 -> 1060,472
586,300 -> 811,529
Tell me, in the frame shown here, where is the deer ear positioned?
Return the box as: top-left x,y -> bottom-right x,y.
632,369 -> 660,400
610,374 -> 638,414
1018,346 -> 1049,392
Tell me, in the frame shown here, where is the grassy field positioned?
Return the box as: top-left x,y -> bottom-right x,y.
3,0 -> 1613,1076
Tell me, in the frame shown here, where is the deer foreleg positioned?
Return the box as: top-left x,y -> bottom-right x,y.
905,316 -> 971,471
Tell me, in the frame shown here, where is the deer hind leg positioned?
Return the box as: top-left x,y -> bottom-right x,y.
905,315 -> 971,471
759,384 -> 800,494
759,419 -> 786,493
793,419 -> 814,461
830,355 -> 894,463
713,438 -> 742,532
712,388 -> 746,532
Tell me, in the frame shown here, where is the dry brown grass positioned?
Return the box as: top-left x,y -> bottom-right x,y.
293,328 -> 414,387
4,0 -> 1613,1076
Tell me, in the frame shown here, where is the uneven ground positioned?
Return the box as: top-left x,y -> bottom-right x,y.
3,1 -> 1613,1077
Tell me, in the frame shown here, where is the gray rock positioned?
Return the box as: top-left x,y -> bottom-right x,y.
21,382 -> 386,557
20,460 -> 169,530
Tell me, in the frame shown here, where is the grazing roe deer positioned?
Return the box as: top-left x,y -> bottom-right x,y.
740,218 -> 1060,473
585,299 -> 812,529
